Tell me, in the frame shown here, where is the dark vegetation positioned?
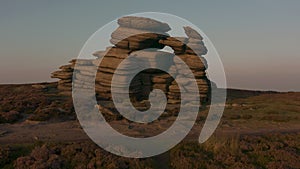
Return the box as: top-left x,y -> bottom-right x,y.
0,83 -> 299,168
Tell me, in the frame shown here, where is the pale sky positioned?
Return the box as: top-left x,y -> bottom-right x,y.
0,0 -> 299,91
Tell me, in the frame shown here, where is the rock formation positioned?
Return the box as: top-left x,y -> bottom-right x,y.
51,16 -> 212,119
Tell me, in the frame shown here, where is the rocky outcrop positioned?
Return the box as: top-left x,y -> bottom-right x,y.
51,16 -> 212,119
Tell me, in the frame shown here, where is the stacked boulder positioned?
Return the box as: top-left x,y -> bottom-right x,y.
52,16 -> 212,119
159,26 -> 211,111
91,17 -> 173,116
51,59 -> 96,96
110,16 -> 170,50
51,61 -> 74,96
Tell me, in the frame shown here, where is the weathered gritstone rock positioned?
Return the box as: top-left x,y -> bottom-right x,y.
117,16 -> 171,32
51,71 -> 73,80
183,26 -> 203,40
51,59 -> 95,96
110,27 -> 168,50
93,47 -> 131,58
51,16 -> 212,119
111,17 -> 171,51
51,66 -> 73,95
111,27 -> 168,41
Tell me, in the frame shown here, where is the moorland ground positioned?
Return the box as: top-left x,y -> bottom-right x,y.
0,83 -> 299,169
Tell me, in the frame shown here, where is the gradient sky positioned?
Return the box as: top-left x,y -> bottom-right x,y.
0,0 -> 299,91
